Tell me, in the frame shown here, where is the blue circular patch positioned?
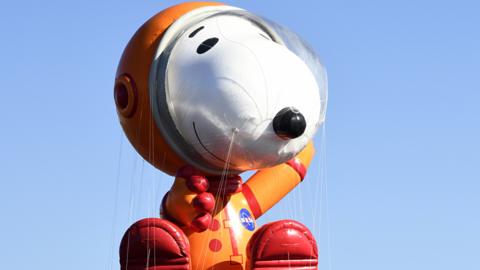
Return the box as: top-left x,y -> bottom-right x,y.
239,208 -> 255,231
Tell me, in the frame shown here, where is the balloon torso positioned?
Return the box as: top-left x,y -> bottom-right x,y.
185,192 -> 257,269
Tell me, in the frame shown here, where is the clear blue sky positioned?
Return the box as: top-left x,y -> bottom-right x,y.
1,0 -> 479,269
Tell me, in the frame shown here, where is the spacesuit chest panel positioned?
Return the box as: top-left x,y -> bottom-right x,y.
187,192 -> 258,269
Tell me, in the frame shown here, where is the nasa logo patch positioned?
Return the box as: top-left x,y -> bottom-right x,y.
239,208 -> 255,231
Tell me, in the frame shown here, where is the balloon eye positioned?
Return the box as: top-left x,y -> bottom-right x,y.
197,38 -> 219,54
114,74 -> 137,117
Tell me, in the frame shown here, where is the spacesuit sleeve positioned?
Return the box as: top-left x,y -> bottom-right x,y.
242,142 -> 315,219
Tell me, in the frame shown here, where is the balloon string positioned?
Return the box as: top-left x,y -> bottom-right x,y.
147,111 -> 155,267
324,151 -> 332,270
197,129 -> 236,270
308,123 -> 327,267
109,132 -> 123,270
318,123 -> 333,270
312,125 -> 326,236
124,154 -> 138,270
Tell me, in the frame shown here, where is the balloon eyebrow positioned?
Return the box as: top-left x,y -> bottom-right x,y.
188,26 -> 204,38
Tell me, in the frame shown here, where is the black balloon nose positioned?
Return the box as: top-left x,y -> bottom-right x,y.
273,107 -> 306,139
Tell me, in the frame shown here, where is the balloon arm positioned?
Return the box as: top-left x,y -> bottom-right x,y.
161,142 -> 315,226
243,142 -> 315,219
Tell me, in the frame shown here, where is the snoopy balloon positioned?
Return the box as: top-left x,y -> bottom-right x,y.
114,2 -> 327,270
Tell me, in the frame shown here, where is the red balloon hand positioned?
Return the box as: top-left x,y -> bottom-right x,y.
177,166 -> 216,232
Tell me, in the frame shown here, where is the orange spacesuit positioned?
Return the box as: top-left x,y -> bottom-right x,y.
114,2 -> 324,270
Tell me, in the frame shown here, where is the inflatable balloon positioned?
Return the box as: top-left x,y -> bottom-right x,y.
113,2 -> 327,269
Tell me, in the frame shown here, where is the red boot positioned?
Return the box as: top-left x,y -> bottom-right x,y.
247,220 -> 318,270
119,218 -> 190,270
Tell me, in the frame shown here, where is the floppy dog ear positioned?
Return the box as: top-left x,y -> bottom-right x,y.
114,2 -> 224,176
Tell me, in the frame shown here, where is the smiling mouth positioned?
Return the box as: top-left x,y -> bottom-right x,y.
192,122 -> 236,165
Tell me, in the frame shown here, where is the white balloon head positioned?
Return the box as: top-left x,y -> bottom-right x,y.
150,6 -> 327,175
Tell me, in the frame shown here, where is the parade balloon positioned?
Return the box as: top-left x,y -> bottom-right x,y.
114,2 -> 327,269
